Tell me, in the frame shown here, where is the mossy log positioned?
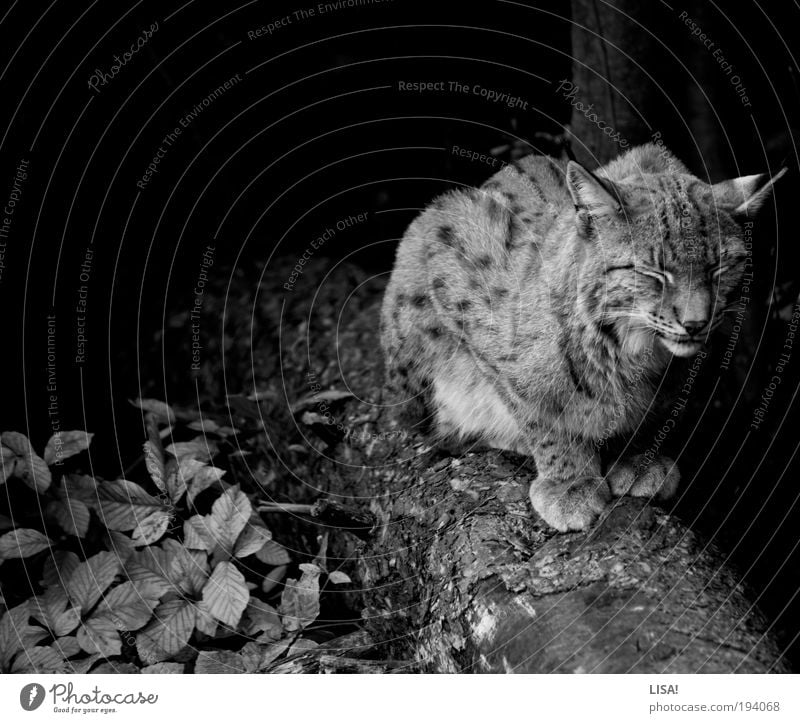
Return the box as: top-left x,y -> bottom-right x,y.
266,267 -> 789,673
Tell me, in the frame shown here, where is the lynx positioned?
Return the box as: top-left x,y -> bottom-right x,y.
380,143 -> 784,531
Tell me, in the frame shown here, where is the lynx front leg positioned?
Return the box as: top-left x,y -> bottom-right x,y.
529,433 -> 611,532
606,454 -> 680,501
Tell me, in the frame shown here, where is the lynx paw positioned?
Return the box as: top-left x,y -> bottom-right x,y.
606,454 -> 679,501
529,476 -> 611,532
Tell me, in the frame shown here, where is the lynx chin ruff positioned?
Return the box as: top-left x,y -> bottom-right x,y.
380,144 -> 785,531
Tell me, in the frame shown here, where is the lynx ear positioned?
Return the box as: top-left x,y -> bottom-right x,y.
566,161 -> 623,219
711,168 -> 787,217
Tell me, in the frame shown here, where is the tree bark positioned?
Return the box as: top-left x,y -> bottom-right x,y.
569,0 -> 667,165
274,268 -> 790,673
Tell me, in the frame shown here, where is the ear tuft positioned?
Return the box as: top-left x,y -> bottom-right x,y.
711,168 -> 787,218
604,143 -> 689,177
566,161 -> 623,220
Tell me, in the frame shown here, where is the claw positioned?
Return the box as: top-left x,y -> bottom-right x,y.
607,455 -> 680,501
530,476 -> 611,532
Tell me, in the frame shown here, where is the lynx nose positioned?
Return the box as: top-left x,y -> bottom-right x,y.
682,319 -> 708,336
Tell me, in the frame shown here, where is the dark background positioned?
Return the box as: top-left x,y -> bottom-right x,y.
1,0 -> 800,665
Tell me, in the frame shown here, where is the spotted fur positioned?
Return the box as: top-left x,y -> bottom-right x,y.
381,144 -> 785,530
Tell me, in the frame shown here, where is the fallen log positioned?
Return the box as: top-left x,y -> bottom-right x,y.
269,267 -> 789,673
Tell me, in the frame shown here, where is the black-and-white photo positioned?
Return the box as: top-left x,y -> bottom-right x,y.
0,0 -> 799,703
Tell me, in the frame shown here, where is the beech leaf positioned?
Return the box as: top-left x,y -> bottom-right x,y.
210,486 -> 251,553
290,390 -> 353,414
166,458 -> 205,504
0,431 -> 51,492
0,528 -> 51,560
43,430 -> 93,466
135,599 -> 196,665
47,497 -> 90,538
240,598 -> 282,639
61,474 -> 99,508
41,550 -> 80,588
124,544 -> 182,598
76,615 -> 121,657
141,662 -> 184,673
30,585 -> 68,627
193,601 -> 218,637
91,661 -> 138,674
170,546 -> 209,596
187,418 -> 219,433
104,529 -> 137,562
278,563 -> 322,632
131,398 -> 176,425
30,586 -> 80,637
96,581 -> 159,631
65,551 -> 122,614
70,653 -> 103,674
52,635 -> 82,659
165,439 -> 216,463
124,562 -> 174,600
252,639 -> 291,670
10,645 -> 68,673
131,508 -> 171,546
202,561 -> 249,628
255,540 -> 291,566
234,523 -> 272,558
143,440 -> 166,492
194,649 -> 248,674
0,602 -> 47,671
186,465 -> 226,504
183,516 -> 215,552
96,479 -> 167,532
260,565 -> 288,595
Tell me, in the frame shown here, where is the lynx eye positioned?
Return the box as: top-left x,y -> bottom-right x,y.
708,264 -> 730,279
636,268 -> 671,285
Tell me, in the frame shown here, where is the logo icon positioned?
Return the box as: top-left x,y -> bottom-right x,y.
20,684 -> 45,711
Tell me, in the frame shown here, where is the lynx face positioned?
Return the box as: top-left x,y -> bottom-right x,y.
569,164 -> 784,359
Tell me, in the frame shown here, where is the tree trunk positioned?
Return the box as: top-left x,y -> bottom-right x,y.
569,0 -> 667,165
276,269 -> 789,673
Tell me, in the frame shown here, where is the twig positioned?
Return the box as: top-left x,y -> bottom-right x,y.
258,503 -> 314,514
257,498 -> 376,540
